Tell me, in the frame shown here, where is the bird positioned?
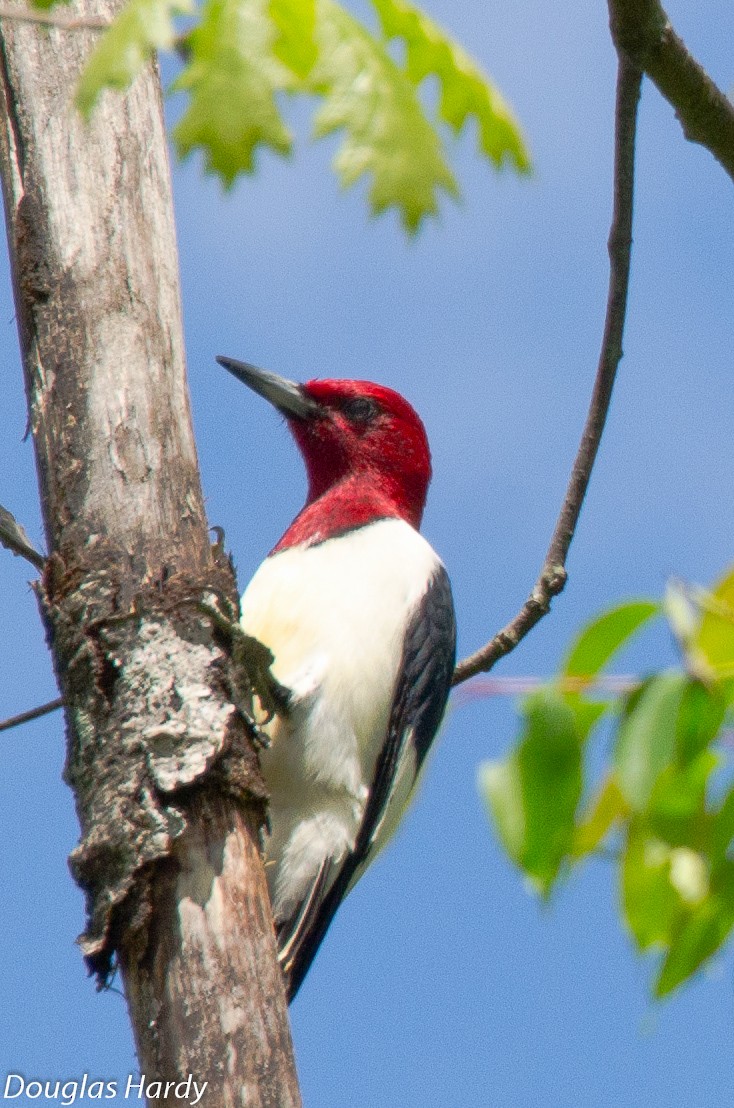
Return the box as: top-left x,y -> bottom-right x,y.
217,354 -> 456,1002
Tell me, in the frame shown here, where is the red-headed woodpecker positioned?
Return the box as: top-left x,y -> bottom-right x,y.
217,355 -> 456,1002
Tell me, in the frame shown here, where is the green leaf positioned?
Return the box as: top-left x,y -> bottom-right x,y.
648,752 -> 717,833
556,602 -> 657,744
478,758 -> 524,865
76,0 -> 191,117
572,774 -> 626,859
664,578 -> 699,659
667,847 -> 710,906
479,688 -> 582,895
695,566 -> 734,678
711,790 -> 734,867
310,0 -> 458,232
622,825 -> 683,951
615,672 -> 687,809
562,600 -> 658,680
173,0 -> 292,185
675,680 -> 726,765
656,861 -> 734,996
371,0 -> 530,173
270,0 -> 318,78
562,694 -> 607,742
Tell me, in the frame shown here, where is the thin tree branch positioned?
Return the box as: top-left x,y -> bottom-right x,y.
0,696 -> 62,733
0,6 -> 109,29
453,57 -> 642,686
0,675 -> 642,737
0,503 -> 45,569
455,675 -> 639,700
0,674 -> 645,737
609,0 -> 734,183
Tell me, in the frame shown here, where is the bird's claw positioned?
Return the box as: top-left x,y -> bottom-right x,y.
199,592 -> 291,742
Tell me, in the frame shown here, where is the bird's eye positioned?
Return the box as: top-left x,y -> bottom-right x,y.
343,397 -> 379,423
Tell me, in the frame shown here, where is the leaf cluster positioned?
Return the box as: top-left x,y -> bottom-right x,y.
480,569 -> 734,998
62,0 -> 530,231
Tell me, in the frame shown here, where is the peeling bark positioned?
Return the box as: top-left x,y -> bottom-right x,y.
122,794 -> 298,1106
0,4 -> 301,1104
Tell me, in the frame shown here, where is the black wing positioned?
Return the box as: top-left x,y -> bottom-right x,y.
280,564 -> 456,1002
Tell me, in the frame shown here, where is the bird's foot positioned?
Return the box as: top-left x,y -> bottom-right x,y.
200,592 -> 291,747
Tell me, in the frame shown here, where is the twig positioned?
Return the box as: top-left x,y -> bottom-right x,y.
0,674 -> 640,736
0,6 -> 110,29
0,503 -> 45,570
0,675 -> 640,736
0,696 -> 63,733
609,0 -> 734,184
455,674 -> 639,700
453,57 -> 642,686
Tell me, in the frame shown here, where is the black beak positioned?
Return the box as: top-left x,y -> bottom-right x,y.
216,356 -> 323,420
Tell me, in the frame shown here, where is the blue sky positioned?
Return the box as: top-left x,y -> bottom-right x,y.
1,1 -> 734,1105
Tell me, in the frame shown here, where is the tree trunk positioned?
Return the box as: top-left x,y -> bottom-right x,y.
0,5 -> 301,1105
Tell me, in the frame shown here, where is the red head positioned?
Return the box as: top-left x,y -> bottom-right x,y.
217,357 -> 432,549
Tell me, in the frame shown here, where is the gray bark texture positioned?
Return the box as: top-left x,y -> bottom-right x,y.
0,4 -> 301,1105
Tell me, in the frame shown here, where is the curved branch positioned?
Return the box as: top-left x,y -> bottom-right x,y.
609,0 -> 734,183
453,56 -> 642,686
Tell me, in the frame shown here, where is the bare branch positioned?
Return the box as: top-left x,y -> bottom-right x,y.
0,503 -> 45,569
0,674 -> 643,738
0,6 -> 109,29
609,0 -> 734,183
0,696 -> 62,733
455,675 -> 639,700
453,56 -> 642,686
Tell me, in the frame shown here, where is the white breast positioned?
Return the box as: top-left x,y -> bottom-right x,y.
240,517 -> 441,919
